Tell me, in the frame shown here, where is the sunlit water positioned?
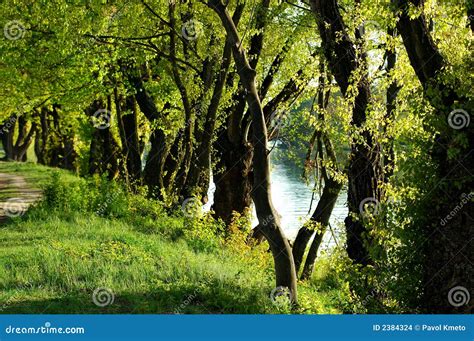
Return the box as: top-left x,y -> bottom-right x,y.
205,148 -> 347,250
268,154 -> 347,249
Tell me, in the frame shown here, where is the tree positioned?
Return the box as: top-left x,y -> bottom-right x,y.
207,0 -> 298,303
292,63 -> 343,279
392,0 -> 473,313
308,0 -> 382,266
0,114 -> 36,162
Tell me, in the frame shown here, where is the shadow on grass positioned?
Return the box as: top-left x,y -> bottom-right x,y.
1,283 -> 270,314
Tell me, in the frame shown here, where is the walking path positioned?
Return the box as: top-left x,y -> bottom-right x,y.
0,173 -> 42,224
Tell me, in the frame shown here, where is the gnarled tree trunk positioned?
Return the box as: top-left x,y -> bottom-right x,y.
393,0 -> 474,313
208,0 -> 298,303
87,99 -> 120,179
1,114 -> 36,162
293,67 -> 342,278
115,91 -> 143,188
309,0 -> 381,266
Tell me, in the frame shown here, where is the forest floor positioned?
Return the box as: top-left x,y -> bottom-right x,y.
0,162 -> 345,314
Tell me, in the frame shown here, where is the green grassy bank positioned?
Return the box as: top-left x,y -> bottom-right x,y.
0,162 -> 345,314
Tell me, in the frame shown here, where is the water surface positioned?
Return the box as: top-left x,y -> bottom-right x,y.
206,147 -> 347,250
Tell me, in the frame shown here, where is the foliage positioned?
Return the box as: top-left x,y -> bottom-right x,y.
0,0 -> 472,314
0,162 -> 345,314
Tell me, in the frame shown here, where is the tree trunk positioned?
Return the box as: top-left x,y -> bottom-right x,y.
1,114 -> 36,162
309,0 -> 381,266
168,3 -> 195,198
208,0 -> 298,303
87,99 -> 120,179
393,0 -> 474,313
293,178 -> 342,278
0,115 -> 16,160
182,7 -> 242,201
15,119 -> 36,162
383,28 -> 399,181
212,130 -> 254,224
116,92 -> 143,187
144,129 -> 168,197
211,0 -> 269,223
123,96 -> 143,184
129,70 -> 171,198
292,65 -> 341,277
300,178 -> 342,279
34,108 -> 49,165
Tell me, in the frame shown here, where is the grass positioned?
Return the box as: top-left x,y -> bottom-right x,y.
0,161 -> 76,188
0,161 -> 344,314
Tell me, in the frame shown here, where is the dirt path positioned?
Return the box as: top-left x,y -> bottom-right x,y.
0,173 -> 42,224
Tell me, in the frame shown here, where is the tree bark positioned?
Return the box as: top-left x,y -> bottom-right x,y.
309,0 -> 381,266
168,2 -> 195,197
87,99 -> 120,179
1,114 -> 36,162
34,108 -> 49,165
1,115 -> 16,160
182,4 -> 245,202
208,0 -> 298,303
300,178 -> 341,280
393,0 -> 474,313
213,129 -> 254,224
293,67 -> 342,278
128,69 -> 171,198
115,91 -> 143,187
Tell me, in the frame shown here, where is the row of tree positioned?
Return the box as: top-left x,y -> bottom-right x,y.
0,0 -> 472,312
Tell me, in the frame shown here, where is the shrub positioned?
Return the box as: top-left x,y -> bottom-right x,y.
40,172 -> 128,218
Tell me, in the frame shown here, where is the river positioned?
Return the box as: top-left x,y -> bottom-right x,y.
205,146 -> 347,251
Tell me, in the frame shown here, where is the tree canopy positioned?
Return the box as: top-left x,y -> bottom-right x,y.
0,0 -> 472,313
